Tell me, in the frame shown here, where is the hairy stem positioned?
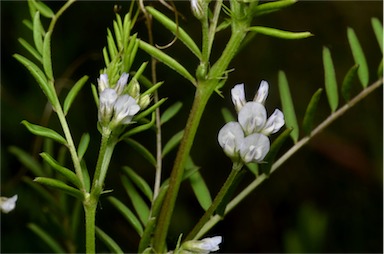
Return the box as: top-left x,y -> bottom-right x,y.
193,78 -> 383,239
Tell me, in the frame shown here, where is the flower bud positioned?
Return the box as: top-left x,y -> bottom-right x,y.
191,0 -> 205,20
127,78 -> 141,100
139,94 -> 151,109
181,236 -> 222,254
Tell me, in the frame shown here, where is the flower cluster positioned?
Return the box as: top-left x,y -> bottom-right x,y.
98,73 -> 150,130
218,81 -> 285,164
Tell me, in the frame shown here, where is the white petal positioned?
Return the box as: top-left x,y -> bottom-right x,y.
1,195 -> 18,213
218,122 -> 244,159
98,88 -> 118,123
239,133 -> 270,163
181,236 -> 222,254
113,95 -> 140,125
238,102 -> 267,135
115,72 -> 129,95
98,74 -> 109,92
231,83 -> 246,112
262,109 -> 285,135
253,80 -> 269,105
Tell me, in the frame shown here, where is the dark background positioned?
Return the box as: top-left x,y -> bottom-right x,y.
1,1 -> 382,253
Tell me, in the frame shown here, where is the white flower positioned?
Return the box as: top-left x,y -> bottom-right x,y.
239,133 -> 270,163
261,109 -> 285,135
112,95 -> 140,125
181,236 -> 222,254
98,88 -> 118,125
231,84 -> 247,113
98,73 -> 109,93
1,195 -> 18,213
114,72 -> 129,95
253,80 -> 269,105
218,122 -> 244,160
191,0 -> 204,20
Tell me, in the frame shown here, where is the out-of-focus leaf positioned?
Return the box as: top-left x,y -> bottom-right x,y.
260,128 -> 293,175
21,120 -> 67,145
123,166 -> 153,202
63,76 -> 89,115
221,107 -> 236,122
189,170 -> 212,211
162,130 -> 184,158
122,176 -> 150,225
133,98 -> 167,122
145,6 -> 202,59
34,177 -> 83,199
124,138 -> 156,167
371,18 -> 383,53
120,112 -> 155,139
108,197 -> 144,236
302,89 -> 323,135
150,184 -> 169,218
278,71 -> 299,143
341,65 -> 359,102
347,28 -> 369,87
378,59 -> 383,78
138,39 -> 196,85
81,160 -> 90,192
22,177 -> 59,209
77,133 -> 90,161
9,146 -> 43,176
30,0 -> 54,18
70,200 -> 82,239
27,223 -> 65,253
42,31 -> 53,80
254,0 -> 296,16
160,102 -> 183,125
248,26 -> 313,40
138,217 -> 156,253
96,227 -> 124,254
40,152 -> 80,188
322,47 -> 339,112
18,38 -> 42,62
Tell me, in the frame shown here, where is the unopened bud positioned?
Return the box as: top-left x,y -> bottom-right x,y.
139,94 -> 151,109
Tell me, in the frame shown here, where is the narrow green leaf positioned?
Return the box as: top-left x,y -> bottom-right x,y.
371,18 -> 383,52
260,128 -> 293,175
113,18 -> 123,50
302,89 -> 323,135
189,170 -> 212,211
23,19 -> 33,31
91,83 -> 99,106
18,38 -> 42,62
63,75 -> 89,115
248,26 -> 313,40
21,120 -> 67,145
9,146 -> 44,176
341,64 -> 359,102
77,133 -> 90,161
81,160 -> 90,192
140,81 -> 164,97
221,107 -> 236,122
13,54 -> 57,106
278,71 -> 299,143
151,184 -> 169,218
129,62 -> 148,88
107,28 -> 118,59
22,177 -> 59,209
42,31 -> 53,80
33,12 -> 44,54
347,28 -> 369,87
124,138 -> 156,167
138,39 -> 196,85
96,227 -> 124,254
28,223 -> 65,253
322,47 -> 339,112
34,177 -> 83,199
138,218 -> 156,253
133,97 -> 167,122
40,152 -> 80,188
378,59 -> 383,78
146,6 -> 202,59
122,176 -> 150,226
162,130 -> 184,158
31,0 -> 54,18
103,47 -> 110,66
120,113 -> 155,139
160,101 -> 183,125
122,166 -> 153,202
254,0 -> 297,16
108,197 -> 144,236
70,200 -> 82,239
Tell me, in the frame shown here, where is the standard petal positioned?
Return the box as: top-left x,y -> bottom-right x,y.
218,122 -> 244,159
231,83 -> 246,112
113,95 -> 140,125
181,236 -> 222,254
253,80 -> 269,105
239,133 -> 270,163
98,88 -> 118,124
238,102 -> 267,135
262,109 -> 285,135
98,73 -> 109,92
114,72 -> 129,95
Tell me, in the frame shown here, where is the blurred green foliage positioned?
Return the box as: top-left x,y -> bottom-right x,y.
1,1 -> 382,253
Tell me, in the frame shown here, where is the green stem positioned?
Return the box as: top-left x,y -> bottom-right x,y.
185,162 -> 243,241
193,78 -> 383,239
48,0 -> 76,33
84,193 -> 97,254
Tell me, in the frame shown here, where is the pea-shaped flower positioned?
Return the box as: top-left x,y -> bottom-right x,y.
111,95 -> 140,126
180,236 -> 222,254
239,133 -> 270,163
218,122 -> 244,160
1,195 -> 18,214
